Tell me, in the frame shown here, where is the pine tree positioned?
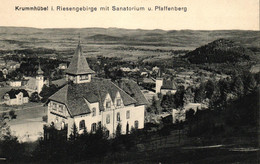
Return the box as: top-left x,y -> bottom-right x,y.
244,74 -> 256,95
232,76 -> 244,97
69,123 -> 78,141
183,87 -> 194,105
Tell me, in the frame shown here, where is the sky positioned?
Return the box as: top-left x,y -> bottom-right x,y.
0,0 -> 259,30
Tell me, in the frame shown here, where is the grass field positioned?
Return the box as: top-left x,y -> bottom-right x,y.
5,102 -> 47,142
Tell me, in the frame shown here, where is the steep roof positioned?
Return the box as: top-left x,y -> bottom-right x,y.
65,43 -> 95,75
26,77 -> 37,90
115,79 -> 149,106
48,78 -> 141,117
161,79 -> 177,90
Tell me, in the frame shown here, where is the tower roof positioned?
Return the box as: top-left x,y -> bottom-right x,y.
65,42 -> 95,75
37,64 -> 44,75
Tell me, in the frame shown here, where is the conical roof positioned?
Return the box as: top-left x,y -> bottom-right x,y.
65,43 -> 95,75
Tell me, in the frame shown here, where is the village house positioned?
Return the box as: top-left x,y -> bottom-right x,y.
9,80 -> 22,87
46,41 -> 148,138
58,63 -> 68,70
156,78 -> 177,95
3,89 -> 29,105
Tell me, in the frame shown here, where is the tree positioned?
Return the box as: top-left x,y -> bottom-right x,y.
185,108 -> 195,135
244,73 -> 256,95
161,94 -> 176,109
205,79 -> 215,99
30,92 -> 40,102
0,71 -> 4,81
174,86 -> 185,108
149,96 -> 160,114
40,84 -> 59,102
69,123 -> 79,141
232,76 -> 244,97
115,123 -> 122,138
194,83 -> 205,103
0,113 -> 25,162
183,87 -> 194,105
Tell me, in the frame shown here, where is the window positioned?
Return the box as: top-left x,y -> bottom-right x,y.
52,103 -> 57,111
105,130 -> 110,138
116,99 -> 121,106
126,122 -> 129,134
80,75 -> 89,81
91,123 -> 97,132
58,105 -> 63,113
106,101 -> 111,109
117,112 -> 120,121
79,120 -> 85,130
106,114 -> 110,124
134,121 -> 139,129
92,108 -> 96,117
126,110 -> 130,119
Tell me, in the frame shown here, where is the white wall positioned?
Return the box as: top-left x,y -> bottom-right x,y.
47,98 -> 145,138
161,89 -> 177,95
156,78 -> 163,94
9,81 -> 22,87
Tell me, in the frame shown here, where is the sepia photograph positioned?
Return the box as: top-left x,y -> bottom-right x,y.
0,0 -> 259,163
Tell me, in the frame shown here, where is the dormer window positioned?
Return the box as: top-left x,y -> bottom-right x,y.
106,101 -> 111,109
58,105 -> 63,113
116,99 -> 121,106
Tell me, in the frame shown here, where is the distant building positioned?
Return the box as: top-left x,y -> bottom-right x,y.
3,89 -> 29,105
9,80 -> 22,87
0,68 -> 8,78
156,78 -> 177,95
46,42 -> 148,138
120,67 -> 131,72
58,63 -> 68,70
152,66 -> 160,74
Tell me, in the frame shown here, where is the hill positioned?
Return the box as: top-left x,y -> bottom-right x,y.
184,39 -> 258,64
0,27 -> 259,61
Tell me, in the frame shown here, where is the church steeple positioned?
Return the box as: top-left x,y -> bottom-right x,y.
36,62 -> 44,93
65,37 -> 95,84
37,63 -> 44,75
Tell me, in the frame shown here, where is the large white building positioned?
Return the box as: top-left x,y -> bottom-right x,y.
46,42 -> 148,138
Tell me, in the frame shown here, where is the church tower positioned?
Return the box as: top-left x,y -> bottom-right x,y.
36,63 -> 44,93
155,68 -> 163,94
65,40 -> 95,84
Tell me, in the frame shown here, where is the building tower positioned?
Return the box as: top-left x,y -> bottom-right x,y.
36,63 -> 44,93
65,41 -> 95,84
155,68 -> 163,94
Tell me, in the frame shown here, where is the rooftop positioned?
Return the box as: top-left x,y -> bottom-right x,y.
49,78 -> 148,117
65,42 -> 95,75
